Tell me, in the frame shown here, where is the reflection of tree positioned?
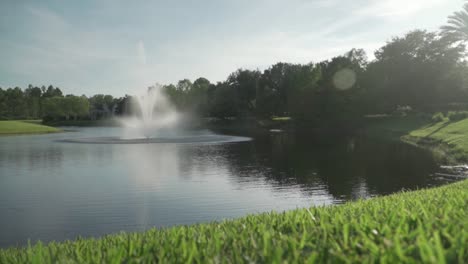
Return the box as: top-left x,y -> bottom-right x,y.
134,131 -> 440,203
204,132 -> 439,202
356,139 -> 437,193
314,137 -> 438,199
0,140 -> 67,170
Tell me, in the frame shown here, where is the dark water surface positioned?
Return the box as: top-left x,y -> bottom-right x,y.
0,127 -> 457,248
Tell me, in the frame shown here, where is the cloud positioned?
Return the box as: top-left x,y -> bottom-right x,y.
153,28 -> 383,84
26,6 -> 68,31
357,0 -> 445,18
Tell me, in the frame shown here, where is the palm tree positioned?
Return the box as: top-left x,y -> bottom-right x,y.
441,2 -> 468,41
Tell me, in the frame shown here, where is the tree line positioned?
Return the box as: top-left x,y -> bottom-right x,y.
2,3 -> 468,125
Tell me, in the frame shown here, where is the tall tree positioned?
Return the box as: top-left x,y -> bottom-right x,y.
365,30 -> 466,112
188,77 -> 211,115
226,69 -> 261,116
441,1 -> 468,41
24,85 -> 42,119
209,82 -> 238,118
0,88 -> 6,119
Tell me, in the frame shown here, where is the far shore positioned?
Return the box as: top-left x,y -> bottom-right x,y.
0,120 -> 61,135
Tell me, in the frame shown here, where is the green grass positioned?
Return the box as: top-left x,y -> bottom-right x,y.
407,119 -> 468,162
364,115 -> 430,140
0,120 -> 61,135
366,115 -> 468,163
1,180 -> 467,263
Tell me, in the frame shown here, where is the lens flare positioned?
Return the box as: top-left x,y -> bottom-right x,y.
333,68 -> 356,90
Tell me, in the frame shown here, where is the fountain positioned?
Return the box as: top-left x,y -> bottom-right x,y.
60,84 -> 251,144
119,84 -> 179,139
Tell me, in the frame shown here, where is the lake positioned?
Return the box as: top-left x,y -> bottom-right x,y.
0,127 -> 457,248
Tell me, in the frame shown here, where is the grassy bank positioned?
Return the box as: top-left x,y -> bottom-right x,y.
0,120 -> 61,135
1,180 -> 466,263
366,115 -> 468,163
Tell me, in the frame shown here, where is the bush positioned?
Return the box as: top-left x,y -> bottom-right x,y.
432,112 -> 445,122
447,111 -> 468,122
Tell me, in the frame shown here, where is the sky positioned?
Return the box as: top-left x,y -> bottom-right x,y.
0,0 -> 463,97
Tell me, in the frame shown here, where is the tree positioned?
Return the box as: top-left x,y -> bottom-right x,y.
89,94 -> 116,119
114,95 -> 133,116
441,1 -> 468,41
176,79 -> 192,93
365,30 -> 467,112
4,87 -> 27,119
0,88 -> 6,119
163,84 -> 181,109
281,63 -> 320,120
24,85 -> 42,119
42,96 -> 89,121
66,95 -> 89,120
256,63 -> 293,117
345,48 -> 368,69
42,97 -> 64,120
226,69 -> 261,116
43,85 -> 63,98
159,79 -> 194,111
304,55 -> 362,124
209,82 -> 238,118
188,77 -> 211,115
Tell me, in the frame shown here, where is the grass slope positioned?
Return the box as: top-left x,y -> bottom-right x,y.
0,120 -> 60,135
366,116 -> 468,163
407,118 -> 468,162
1,180 -> 466,263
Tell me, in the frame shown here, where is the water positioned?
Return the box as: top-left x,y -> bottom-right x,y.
0,127 -> 458,248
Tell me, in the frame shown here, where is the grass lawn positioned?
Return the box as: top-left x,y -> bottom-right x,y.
0,120 -> 61,135
407,119 -> 468,161
0,180 -> 466,263
364,115 -> 431,140
366,115 -> 468,163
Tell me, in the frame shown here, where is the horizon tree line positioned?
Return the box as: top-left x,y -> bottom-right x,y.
2,0 -> 468,124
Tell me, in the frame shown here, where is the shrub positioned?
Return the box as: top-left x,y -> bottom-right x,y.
432,112 -> 445,122
447,111 -> 468,122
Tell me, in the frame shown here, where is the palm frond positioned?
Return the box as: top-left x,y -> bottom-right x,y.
441,2 -> 468,41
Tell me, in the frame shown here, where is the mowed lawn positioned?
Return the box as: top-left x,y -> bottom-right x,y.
0,120 -> 60,135
0,180 -> 466,263
366,115 -> 468,162
408,118 -> 468,157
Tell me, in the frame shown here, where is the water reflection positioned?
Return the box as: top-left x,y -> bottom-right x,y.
0,127 -> 455,248
232,132 -> 441,200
